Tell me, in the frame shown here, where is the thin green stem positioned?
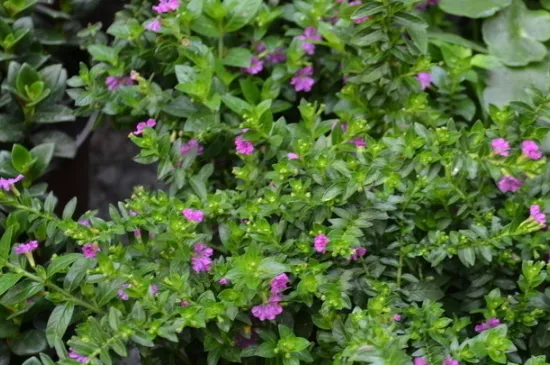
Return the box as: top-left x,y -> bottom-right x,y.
396,252 -> 404,288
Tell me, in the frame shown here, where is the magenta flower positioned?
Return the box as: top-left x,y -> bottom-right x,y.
521,140 -> 543,160
82,243 -> 101,258
235,135 -> 255,155
182,209 -> 205,222
442,358 -> 458,365
152,0 -> 179,13
0,174 -> 24,191
350,247 -> 367,261
134,230 -> 142,238
145,19 -> 161,32
530,204 -> 546,225
417,73 -> 432,90
134,118 -> 157,135
181,139 -> 204,156
151,285 -> 159,296
180,300 -> 190,306
474,317 -> 501,333
298,27 -> 322,55
351,137 -> 366,148
314,234 -> 329,253
291,66 -> 315,92
251,296 -> 283,321
393,314 -> 402,321
266,48 -> 287,64
68,348 -> 88,363
244,56 -> 264,75
497,176 -> 523,193
118,284 -> 129,301
130,210 -> 138,216
218,278 -> 230,285
14,240 -> 39,255
491,138 -> 510,157
235,331 -> 258,348
78,220 -> 90,226
270,273 -> 289,294
414,358 -> 429,365
287,153 -> 299,159
105,76 -> 133,91
256,42 -> 267,53
191,243 -> 213,273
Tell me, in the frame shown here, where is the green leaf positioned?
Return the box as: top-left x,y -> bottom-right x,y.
0,280 -> 43,306
29,143 -> 55,178
0,226 -> 15,262
9,330 -> 47,356
223,0 -> 262,32
439,0 -> 511,18
0,274 -> 22,296
11,144 -> 33,173
34,104 -> 75,124
458,248 -> 476,267
46,303 -> 75,347
0,115 -> 24,143
22,357 -> 42,365
47,253 -> 82,277
30,130 -> 77,159
63,257 -> 92,291
190,15 -> 221,37
543,0 -> 550,11
406,282 -> 444,301
87,45 -> 119,65
223,47 -> 253,68
15,63 -> 41,95
482,0 -> 550,66
62,197 -> 77,219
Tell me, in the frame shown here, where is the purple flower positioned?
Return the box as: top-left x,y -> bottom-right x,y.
152,0 -> 179,13
145,19 -> 162,32
235,135 -> 255,155
314,234 -> 329,253
417,72 -> 432,90
151,285 -> 159,296
291,66 -> 315,92
182,209 -> 205,222
350,247 -> 367,261
192,243 -> 213,273
256,42 -> 267,53
442,357 -> 459,365
105,76 -> 134,91
270,273 -> 289,294
244,56 -> 264,74
218,278 -> 230,285
491,138 -> 510,157
78,220 -> 90,226
414,358 -> 429,365
134,229 -> 142,237
266,48 -> 287,64
82,243 -> 101,258
235,330 -> 258,348
134,118 -> 157,135
287,153 -> 299,159
298,27 -> 322,55
530,204 -> 546,225
497,176 -> 523,193
393,314 -> 402,321
130,210 -> 138,216
181,139 -> 204,156
14,240 -> 39,255
251,296 -> 283,321
180,300 -> 190,306
68,348 -> 88,363
521,140 -> 543,160
118,284 -> 129,301
0,174 -> 24,191
351,137 -> 366,148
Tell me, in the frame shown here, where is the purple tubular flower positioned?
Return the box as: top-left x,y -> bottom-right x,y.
287,153 -> 299,159
152,0 -> 179,13
151,285 -> 159,296
78,220 -> 90,226
251,296 -> 283,321
68,348 -> 88,363
352,137 -> 366,148
105,76 -> 133,91
180,300 -> 190,306
530,205 -> 546,225
266,48 -> 287,64
0,174 -> 24,191
291,66 -> 315,92
134,118 -> 157,135
256,42 -> 267,53
235,135 -> 255,155
491,138 -> 510,157
417,72 -> 432,90
218,278 -> 230,285
244,56 -> 264,74
497,176 -> 523,193
82,243 -> 101,258
14,240 -> 39,255
298,27 -> 322,55
314,234 -> 329,253
118,284 -> 129,301
442,358 -> 458,365
235,331 -> 258,348
521,140 -> 543,160
393,314 -> 402,321
350,247 -> 367,261
181,139 -> 204,156
270,273 -> 289,294
192,243 -> 214,273
145,19 -> 161,31
182,209 -> 205,222
414,357 -> 429,365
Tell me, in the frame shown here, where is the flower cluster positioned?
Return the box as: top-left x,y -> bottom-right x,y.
191,243 -> 213,273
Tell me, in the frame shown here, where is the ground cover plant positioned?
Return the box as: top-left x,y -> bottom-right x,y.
3,0 -> 550,364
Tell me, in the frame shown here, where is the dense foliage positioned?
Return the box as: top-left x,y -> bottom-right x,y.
3,0 -> 550,364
